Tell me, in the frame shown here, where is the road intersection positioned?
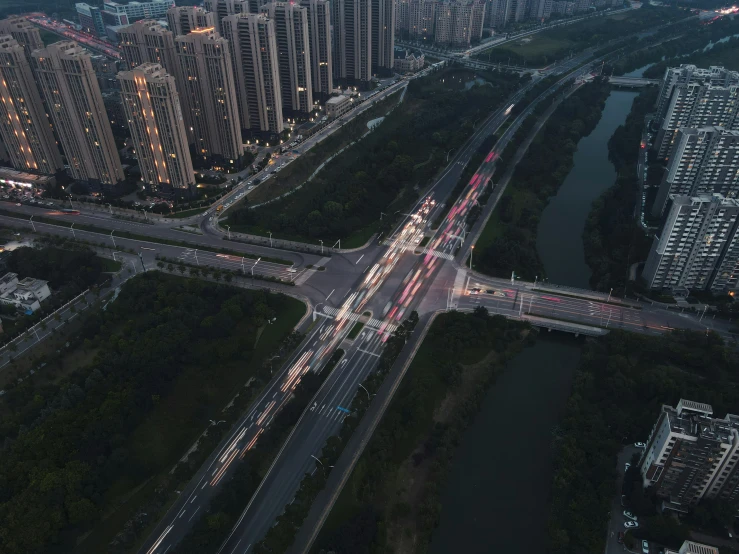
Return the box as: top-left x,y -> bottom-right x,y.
0,32 -> 728,554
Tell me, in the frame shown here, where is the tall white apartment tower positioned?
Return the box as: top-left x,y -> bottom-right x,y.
167,6 -> 215,35
332,0 -> 372,85
371,0 -> 395,75
0,17 -> 44,59
260,3 -> 313,115
175,28 -> 244,165
222,13 -> 284,135
300,0 -> 333,99
300,0 -> 334,98
0,36 -> 62,175
643,194 -> 739,292
118,19 -> 178,73
204,0 -> 251,33
653,127 -> 739,216
118,63 -> 196,197
33,41 -> 124,190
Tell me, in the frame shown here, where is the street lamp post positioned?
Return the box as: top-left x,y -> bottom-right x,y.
359,383 -> 371,400
319,239 -> 324,255
141,209 -> 148,222
268,231 -> 273,248
469,245 -> 474,270
446,148 -> 454,162
607,287 -> 613,303
110,230 -> 116,247
68,195 -> 75,210
107,203 -> 113,214
29,215 -> 35,232
70,223 -> 76,239
225,224 -> 231,240
251,257 -> 261,283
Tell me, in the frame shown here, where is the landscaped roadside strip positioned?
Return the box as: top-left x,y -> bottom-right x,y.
0,209 -> 293,265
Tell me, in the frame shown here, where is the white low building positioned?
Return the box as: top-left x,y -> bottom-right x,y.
0,272 -> 51,313
325,95 -> 353,119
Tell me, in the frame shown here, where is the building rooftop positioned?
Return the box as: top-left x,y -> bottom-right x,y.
326,95 -> 350,105
16,277 -> 49,294
664,399 -> 738,444
0,273 -> 18,287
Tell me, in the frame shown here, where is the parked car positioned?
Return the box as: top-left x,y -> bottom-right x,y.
624,521 -> 639,529
617,532 -> 624,544
642,539 -> 649,553
623,511 -> 637,521
635,442 -> 646,448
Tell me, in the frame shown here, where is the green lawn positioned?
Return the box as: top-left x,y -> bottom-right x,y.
347,321 -> 365,340
486,35 -> 575,64
99,257 -> 122,272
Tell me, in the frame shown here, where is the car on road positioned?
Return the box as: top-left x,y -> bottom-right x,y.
642,539 -> 649,553
15,203 -> 20,206
635,442 -> 646,448
624,521 -> 639,529
617,531 -> 624,544
248,185 -> 254,190
623,511 -> 637,521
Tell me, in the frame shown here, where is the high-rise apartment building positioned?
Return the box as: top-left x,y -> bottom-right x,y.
640,400 -> 739,512
371,0 -> 395,75
118,19 -> 178,73
470,0 -> 485,40
167,6 -> 215,36
643,194 -> 739,292
0,36 -> 62,175
260,3 -> 313,114
0,17 -> 44,58
205,0 -> 251,33
653,127 -> 739,216
655,65 -> 739,159
33,41 -> 124,190
300,0 -> 333,98
398,0 -> 436,39
435,1 -> 476,47
222,13 -> 284,134
332,0 -> 372,85
118,63 -> 195,196
175,28 -> 244,164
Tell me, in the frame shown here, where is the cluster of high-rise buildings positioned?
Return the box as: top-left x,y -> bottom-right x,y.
394,0 -> 622,47
640,399 -> 739,513
643,65 -> 739,294
0,0 -> 400,198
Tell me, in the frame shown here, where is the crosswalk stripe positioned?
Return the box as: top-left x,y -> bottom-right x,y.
320,306 -> 398,333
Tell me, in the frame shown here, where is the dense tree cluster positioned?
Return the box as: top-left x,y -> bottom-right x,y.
316,310 -> 529,554
610,15 -> 739,76
6,245 -> 104,292
0,274 -> 286,554
228,68 -> 523,243
583,88 -> 656,293
547,330 -> 739,554
477,79 -> 611,279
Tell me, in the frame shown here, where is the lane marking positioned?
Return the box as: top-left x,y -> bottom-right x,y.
355,254 -> 364,264
188,506 -> 201,522
326,288 -> 335,301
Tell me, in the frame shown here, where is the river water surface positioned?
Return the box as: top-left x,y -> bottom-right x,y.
536,89 -> 638,288
428,336 -> 581,554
